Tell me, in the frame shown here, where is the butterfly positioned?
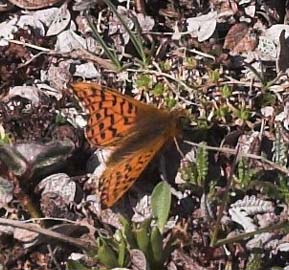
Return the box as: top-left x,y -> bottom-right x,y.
71,82 -> 186,208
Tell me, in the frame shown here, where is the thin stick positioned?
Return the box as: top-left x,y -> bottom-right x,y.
0,218 -> 95,250
6,39 -> 51,52
26,217 -> 96,232
215,221 -> 289,247
188,48 -> 215,60
184,140 -> 289,175
210,145 -> 241,246
174,137 -> 185,158
126,68 -> 197,94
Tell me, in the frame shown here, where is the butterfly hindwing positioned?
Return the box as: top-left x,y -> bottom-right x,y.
99,136 -> 167,207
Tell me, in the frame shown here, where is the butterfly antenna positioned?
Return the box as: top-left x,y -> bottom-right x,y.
159,155 -> 168,182
174,137 -> 185,158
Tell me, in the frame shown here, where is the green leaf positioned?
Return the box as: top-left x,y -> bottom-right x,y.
208,69 -> 220,83
278,176 -> 289,204
236,107 -> 250,121
152,83 -> 165,96
164,97 -> 177,109
150,226 -> 164,266
85,13 -> 122,71
184,57 -> 197,70
196,142 -> 208,186
237,158 -> 253,188
55,114 -> 67,124
180,162 -> 198,185
119,215 -> 137,248
97,242 -> 118,268
117,236 -> 127,267
151,181 -> 171,233
159,60 -> 172,71
134,219 -> 150,255
220,85 -> 232,98
215,105 -> 230,119
136,74 -> 152,88
66,260 -> 90,270
103,0 -> 147,65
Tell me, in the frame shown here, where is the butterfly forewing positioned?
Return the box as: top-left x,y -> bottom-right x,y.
71,82 -> 139,146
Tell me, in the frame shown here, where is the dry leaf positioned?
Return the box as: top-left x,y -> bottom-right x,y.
8,0 -> 63,10
36,173 -> 76,203
3,86 -> 42,106
0,17 -> 17,46
55,28 -> 86,52
224,23 -> 258,54
46,2 -> 71,36
186,11 -> 217,42
73,62 -> 100,79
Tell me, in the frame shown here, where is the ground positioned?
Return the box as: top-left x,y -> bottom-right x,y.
1,0 -> 289,269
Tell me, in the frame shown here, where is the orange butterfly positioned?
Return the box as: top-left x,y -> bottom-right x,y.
71,82 -> 186,208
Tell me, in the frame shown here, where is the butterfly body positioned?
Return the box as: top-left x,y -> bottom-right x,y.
71,82 -> 185,207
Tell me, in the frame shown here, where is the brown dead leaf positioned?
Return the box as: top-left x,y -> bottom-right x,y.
8,0 -> 63,9
224,23 -> 258,54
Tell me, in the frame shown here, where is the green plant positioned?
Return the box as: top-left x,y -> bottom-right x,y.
245,62 -> 285,91
196,142 -> 209,185
66,260 -> 92,270
0,124 -> 11,144
208,69 -> 220,83
258,125 -> 289,204
215,105 -> 230,120
164,97 -> 177,109
184,57 -> 197,70
103,0 -> 149,66
96,232 -> 128,268
278,176 -> 289,205
235,107 -> 250,122
159,60 -> 172,72
151,181 -> 172,233
181,142 -> 208,187
85,13 -> 122,71
73,183 -> 175,270
244,62 -> 266,87
136,74 -> 152,89
255,92 -> 276,107
121,217 -> 176,270
220,85 -> 232,98
236,158 -> 254,189
272,124 -> 287,167
152,82 -> 165,96
192,117 -> 208,129
55,113 -> 67,125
